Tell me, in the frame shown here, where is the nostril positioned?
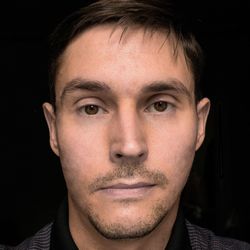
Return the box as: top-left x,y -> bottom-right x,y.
116,153 -> 144,158
138,153 -> 144,157
116,153 -> 123,158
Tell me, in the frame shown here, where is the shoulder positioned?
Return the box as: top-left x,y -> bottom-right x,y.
0,223 -> 53,250
186,220 -> 250,250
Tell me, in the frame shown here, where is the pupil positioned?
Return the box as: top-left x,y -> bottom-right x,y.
86,105 -> 98,114
155,101 -> 167,112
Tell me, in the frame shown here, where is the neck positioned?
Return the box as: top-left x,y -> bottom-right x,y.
69,199 -> 180,250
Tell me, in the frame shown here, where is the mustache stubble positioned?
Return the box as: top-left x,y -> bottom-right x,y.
88,162 -> 168,193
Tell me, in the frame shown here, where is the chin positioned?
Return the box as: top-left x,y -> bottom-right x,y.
87,198 -> 170,240
89,212 -> 167,240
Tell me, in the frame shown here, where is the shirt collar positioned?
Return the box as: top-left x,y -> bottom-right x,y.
50,198 -> 191,250
50,198 -> 78,250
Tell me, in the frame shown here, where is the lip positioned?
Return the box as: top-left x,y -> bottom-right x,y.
97,182 -> 156,199
101,182 -> 155,189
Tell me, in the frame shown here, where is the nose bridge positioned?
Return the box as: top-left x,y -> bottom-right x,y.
119,104 -> 141,142
110,102 -> 148,163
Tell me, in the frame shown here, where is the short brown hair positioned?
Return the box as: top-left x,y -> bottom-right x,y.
49,0 -> 204,107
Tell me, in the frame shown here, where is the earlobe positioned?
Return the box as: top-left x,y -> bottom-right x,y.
195,98 -> 211,150
42,102 -> 60,156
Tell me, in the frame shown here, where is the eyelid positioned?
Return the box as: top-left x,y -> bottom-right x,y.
73,95 -> 106,105
146,94 -> 175,105
145,93 -> 175,103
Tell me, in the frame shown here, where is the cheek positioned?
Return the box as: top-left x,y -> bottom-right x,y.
56,122 -> 109,189
149,117 -> 198,186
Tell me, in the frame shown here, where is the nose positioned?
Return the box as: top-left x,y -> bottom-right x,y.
109,108 -> 148,165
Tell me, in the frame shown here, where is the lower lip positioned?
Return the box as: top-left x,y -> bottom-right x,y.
98,186 -> 156,199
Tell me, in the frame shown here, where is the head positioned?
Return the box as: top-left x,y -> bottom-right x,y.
43,0 -> 210,243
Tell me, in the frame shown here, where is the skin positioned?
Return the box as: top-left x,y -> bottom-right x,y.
43,25 -> 210,250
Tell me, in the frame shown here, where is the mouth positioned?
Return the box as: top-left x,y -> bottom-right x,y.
97,182 -> 156,199
101,182 -> 156,189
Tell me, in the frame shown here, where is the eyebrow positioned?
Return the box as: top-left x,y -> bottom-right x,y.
60,77 -> 192,102
140,80 -> 192,101
60,78 -> 112,101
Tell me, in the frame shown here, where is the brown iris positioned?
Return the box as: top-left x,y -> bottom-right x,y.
85,105 -> 99,115
154,101 -> 168,112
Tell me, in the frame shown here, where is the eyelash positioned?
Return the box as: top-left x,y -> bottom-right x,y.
78,104 -> 107,115
145,100 -> 173,113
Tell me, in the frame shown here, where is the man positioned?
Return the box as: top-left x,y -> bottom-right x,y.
1,0 -> 249,249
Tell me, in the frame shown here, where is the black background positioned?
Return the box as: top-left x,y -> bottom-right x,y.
0,0 -> 249,246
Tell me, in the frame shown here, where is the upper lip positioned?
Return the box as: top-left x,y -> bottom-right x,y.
100,182 -> 156,190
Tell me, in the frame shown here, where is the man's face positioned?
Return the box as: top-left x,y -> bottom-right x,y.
44,25 -> 210,239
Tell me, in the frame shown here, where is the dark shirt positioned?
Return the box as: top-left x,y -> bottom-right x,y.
1,200 -> 249,250
50,199 -> 192,250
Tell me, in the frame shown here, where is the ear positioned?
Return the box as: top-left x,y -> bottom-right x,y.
42,102 -> 60,156
195,98 -> 210,150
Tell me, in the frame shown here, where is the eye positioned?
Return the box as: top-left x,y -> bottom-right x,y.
146,101 -> 170,112
80,104 -> 105,115
85,105 -> 99,115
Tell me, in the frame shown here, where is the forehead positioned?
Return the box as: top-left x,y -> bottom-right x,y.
56,25 -> 194,97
